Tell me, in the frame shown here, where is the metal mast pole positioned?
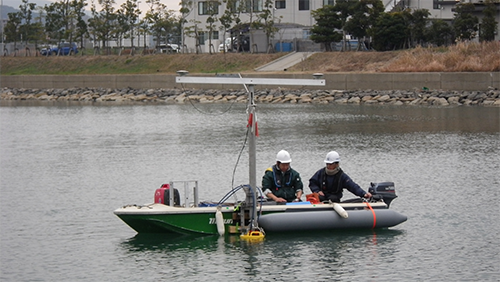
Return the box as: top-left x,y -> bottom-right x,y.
247,84 -> 257,191
0,0 -> 4,52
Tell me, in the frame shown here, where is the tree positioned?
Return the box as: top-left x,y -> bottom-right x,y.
18,0 -> 37,45
344,0 -> 384,51
88,0 -> 117,51
409,8 -> 430,47
4,12 -> 22,48
218,0 -> 235,53
453,3 -> 478,41
44,0 -> 87,51
184,19 -> 203,53
370,12 -> 408,51
310,5 -> 342,52
179,0 -> 194,53
426,19 -> 453,46
479,0 -> 498,42
205,1 -> 221,54
144,0 -> 176,51
137,19 -> 149,48
70,0 -> 89,52
117,0 -> 141,50
333,0 -> 357,51
32,6 -> 47,53
232,0 -> 262,53
44,2 -> 67,45
254,0 -> 279,53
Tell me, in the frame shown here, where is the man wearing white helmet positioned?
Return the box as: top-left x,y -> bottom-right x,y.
262,150 -> 304,203
309,151 -> 372,202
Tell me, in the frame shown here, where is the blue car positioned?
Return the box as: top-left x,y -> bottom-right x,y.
40,42 -> 78,56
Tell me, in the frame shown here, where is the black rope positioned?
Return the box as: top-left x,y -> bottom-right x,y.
181,83 -> 239,116
231,126 -> 249,189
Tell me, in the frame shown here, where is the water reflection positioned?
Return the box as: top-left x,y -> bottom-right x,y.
119,228 -> 405,268
121,233 -> 222,252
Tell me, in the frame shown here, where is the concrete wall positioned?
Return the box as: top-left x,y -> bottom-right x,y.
1,72 -> 499,91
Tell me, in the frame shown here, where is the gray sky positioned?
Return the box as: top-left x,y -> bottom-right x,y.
2,0 -> 181,15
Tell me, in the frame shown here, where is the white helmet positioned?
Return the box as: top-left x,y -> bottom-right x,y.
276,150 -> 292,163
324,151 -> 340,164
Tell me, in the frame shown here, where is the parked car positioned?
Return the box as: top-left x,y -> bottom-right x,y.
158,43 -> 180,53
218,36 -> 250,52
40,42 -> 78,56
218,38 -> 232,52
40,45 -> 56,56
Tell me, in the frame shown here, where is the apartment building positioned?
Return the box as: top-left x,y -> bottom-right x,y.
396,0 -> 499,41
181,0 -> 332,53
181,0 -> 499,53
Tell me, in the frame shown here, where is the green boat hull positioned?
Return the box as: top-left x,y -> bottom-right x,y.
116,212 -> 235,235
115,204 -> 240,235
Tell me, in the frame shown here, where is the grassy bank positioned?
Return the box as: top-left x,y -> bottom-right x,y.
1,53 -> 284,75
1,42 -> 498,75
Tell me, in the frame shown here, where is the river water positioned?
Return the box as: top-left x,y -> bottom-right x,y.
1,100 -> 499,281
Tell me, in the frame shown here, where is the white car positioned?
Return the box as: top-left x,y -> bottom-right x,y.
218,38 -> 232,52
158,43 -> 180,53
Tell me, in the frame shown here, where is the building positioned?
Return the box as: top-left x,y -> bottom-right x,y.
394,0 -> 499,41
181,0 -> 397,53
181,0 -> 498,53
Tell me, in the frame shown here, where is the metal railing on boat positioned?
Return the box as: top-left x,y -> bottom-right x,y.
169,180 -> 199,207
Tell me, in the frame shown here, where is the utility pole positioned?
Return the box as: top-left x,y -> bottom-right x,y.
0,0 -> 4,55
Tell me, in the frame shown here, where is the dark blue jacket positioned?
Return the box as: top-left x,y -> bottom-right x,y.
309,168 -> 367,200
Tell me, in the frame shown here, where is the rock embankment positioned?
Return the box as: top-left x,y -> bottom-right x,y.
2,87 -> 499,106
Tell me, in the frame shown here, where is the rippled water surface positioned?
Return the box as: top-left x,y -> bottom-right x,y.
1,101 -> 499,281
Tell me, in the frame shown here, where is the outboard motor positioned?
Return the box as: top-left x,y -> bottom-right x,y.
369,182 -> 397,207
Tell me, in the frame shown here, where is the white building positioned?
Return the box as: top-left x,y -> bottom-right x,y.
182,0 -> 390,53
394,0 -> 499,41
181,0 -> 499,53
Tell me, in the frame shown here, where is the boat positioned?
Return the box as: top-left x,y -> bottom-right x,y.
114,74 -> 407,237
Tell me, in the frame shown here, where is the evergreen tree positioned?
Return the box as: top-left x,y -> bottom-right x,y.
370,12 -> 407,51
344,0 -> 384,51
333,0 -> 355,51
453,3 -> 478,41
426,19 -> 453,46
310,5 -> 342,51
409,9 -> 430,47
479,0 -> 498,42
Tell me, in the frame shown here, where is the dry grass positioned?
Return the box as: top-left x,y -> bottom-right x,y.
1,41 -> 498,75
380,41 -> 500,72
289,41 -> 499,73
288,51 -> 399,72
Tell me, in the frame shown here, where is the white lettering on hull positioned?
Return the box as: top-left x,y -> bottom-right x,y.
209,218 -> 233,225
